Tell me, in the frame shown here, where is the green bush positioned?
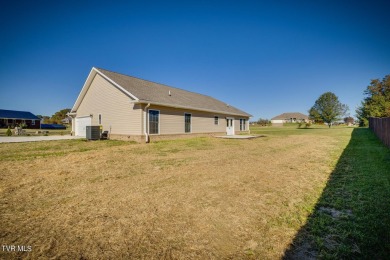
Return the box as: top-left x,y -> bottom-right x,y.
18,123 -> 27,129
6,127 -> 12,136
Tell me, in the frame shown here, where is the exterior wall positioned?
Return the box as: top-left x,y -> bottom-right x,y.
110,132 -> 226,142
26,119 -> 41,129
147,105 -> 250,135
75,74 -> 142,135
0,118 -> 40,129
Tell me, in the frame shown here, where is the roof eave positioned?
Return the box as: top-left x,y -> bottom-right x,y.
133,100 -> 252,117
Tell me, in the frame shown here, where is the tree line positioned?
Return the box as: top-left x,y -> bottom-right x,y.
37,108 -> 71,124
356,75 -> 390,126
253,74 -> 389,127
308,73 -> 389,127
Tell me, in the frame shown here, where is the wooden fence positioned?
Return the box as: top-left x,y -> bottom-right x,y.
369,117 -> 390,148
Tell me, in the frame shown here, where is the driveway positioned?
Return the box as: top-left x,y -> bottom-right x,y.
0,135 -> 84,143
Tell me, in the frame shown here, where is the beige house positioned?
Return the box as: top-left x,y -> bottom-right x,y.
271,112 -> 309,126
70,68 -> 251,142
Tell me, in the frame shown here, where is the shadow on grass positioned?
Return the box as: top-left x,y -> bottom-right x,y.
284,128 -> 390,259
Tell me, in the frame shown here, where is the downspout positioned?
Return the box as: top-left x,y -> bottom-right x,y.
144,103 -> 151,143
67,112 -> 77,136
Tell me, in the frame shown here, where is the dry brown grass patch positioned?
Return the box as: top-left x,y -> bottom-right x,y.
0,131 -> 350,259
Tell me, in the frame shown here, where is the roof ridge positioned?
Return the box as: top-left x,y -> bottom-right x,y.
95,67 -> 226,103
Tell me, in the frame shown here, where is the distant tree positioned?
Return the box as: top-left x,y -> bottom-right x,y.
308,107 -> 323,123
257,118 -> 270,126
44,117 -> 51,123
50,109 -> 71,124
356,75 -> 390,126
309,92 -> 348,128
343,116 -> 355,125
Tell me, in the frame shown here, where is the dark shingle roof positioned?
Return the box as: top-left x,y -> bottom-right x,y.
96,68 -> 251,117
271,112 -> 308,120
0,109 -> 39,120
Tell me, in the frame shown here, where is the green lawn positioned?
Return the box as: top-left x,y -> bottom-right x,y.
282,127 -> 390,259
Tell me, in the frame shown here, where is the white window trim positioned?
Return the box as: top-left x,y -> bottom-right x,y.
31,120 -> 35,126
148,109 -> 160,135
240,118 -> 246,131
184,113 -> 192,133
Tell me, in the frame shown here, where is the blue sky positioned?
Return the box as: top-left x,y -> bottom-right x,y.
1,0 -> 389,120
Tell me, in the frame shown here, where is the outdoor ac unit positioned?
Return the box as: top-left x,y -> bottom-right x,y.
86,126 -> 101,140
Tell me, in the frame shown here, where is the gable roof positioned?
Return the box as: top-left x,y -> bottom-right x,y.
72,67 -> 251,117
271,112 -> 308,120
0,109 -> 39,120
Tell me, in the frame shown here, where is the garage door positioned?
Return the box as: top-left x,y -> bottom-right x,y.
75,116 -> 91,137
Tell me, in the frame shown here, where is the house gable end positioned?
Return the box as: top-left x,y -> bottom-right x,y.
71,67 -> 139,112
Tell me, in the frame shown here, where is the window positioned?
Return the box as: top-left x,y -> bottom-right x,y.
99,114 -> 102,125
240,119 -> 246,131
214,116 -> 219,125
31,120 -> 35,126
185,113 -> 191,133
149,110 -> 159,134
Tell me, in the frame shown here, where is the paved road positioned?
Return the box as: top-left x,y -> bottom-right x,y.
0,135 -> 84,143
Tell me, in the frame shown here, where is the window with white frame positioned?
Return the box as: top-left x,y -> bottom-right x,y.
240,119 -> 246,131
214,116 -> 219,125
31,120 -> 35,125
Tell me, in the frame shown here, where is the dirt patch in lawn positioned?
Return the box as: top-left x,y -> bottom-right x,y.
0,132 -> 346,259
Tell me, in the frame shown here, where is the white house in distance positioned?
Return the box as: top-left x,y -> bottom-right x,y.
271,112 -> 309,126
69,67 -> 252,142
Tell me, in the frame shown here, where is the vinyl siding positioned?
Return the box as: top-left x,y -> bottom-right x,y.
76,74 -> 142,135
147,105 -> 249,135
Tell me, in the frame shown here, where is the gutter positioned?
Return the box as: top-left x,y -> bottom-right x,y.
133,100 -> 252,117
144,103 -> 151,143
67,112 -> 77,117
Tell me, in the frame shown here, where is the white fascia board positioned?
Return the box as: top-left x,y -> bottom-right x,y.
71,67 -> 139,113
133,100 -> 251,117
71,68 -> 97,112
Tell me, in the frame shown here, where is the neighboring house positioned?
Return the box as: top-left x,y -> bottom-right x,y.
70,67 -> 252,142
61,116 -> 72,124
0,109 -> 41,129
271,112 -> 309,126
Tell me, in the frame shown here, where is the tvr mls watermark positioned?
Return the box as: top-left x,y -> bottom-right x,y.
2,245 -> 32,252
